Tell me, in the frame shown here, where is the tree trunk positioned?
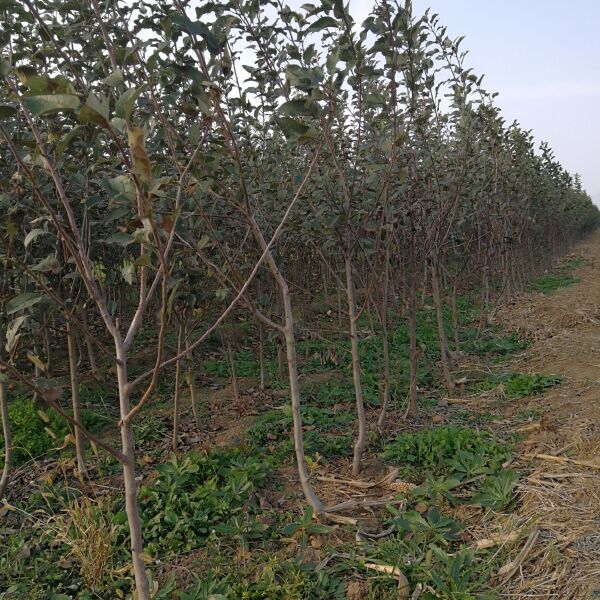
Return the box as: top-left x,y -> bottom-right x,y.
408,279 -> 419,418
377,242 -> 392,431
345,256 -> 367,476
246,213 -> 325,514
0,324 -> 11,499
67,319 -> 87,478
280,281 -> 325,513
377,326 -> 391,431
185,335 -> 201,433
223,332 -> 240,403
172,322 -> 183,451
42,311 -> 52,376
81,306 -> 102,381
477,264 -> 490,337
258,323 -> 266,391
115,344 -> 151,600
336,274 -> 343,337
276,335 -> 285,379
450,279 -> 461,353
32,343 -> 42,406
430,260 -> 454,392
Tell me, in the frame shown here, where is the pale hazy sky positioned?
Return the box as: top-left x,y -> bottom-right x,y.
341,0 -> 600,202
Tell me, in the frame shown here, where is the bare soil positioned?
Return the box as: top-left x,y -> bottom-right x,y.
487,232 -> 600,598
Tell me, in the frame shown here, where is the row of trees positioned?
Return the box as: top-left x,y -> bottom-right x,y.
1,0 -> 597,596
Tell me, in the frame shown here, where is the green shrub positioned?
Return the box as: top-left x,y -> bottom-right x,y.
170,563 -> 347,600
381,426 -> 511,476
139,448 -> 271,556
0,398 -> 70,465
248,404 -> 353,461
463,331 -> 529,357
0,397 -> 112,466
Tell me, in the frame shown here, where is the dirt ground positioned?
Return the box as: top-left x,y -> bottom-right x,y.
489,231 -> 600,598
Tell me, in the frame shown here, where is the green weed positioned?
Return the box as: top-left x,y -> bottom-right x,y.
474,372 -> 561,399
532,273 -> 577,293
381,426 -> 511,477
138,448 -> 271,556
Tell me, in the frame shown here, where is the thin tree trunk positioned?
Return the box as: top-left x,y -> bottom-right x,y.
32,343 -> 42,406
408,277 -> 418,418
336,273 -> 343,337
75,333 -> 85,368
0,377 -> 10,499
322,265 -> 329,298
345,256 -> 367,476
0,324 -> 11,499
223,332 -> 240,403
477,264 -> 489,337
67,319 -> 87,478
172,322 -> 183,451
430,260 -> 454,392
280,282 -> 325,513
276,335 -> 285,379
115,344 -> 151,600
450,280 -> 461,353
246,213 -> 325,514
42,311 -> 52,376
258,323 -> 266,391
377,242 -> 392,431
185,334 -> 201,432
81,306 -> 101,381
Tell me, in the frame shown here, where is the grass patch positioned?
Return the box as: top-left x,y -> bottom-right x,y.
0,397 -> 111,466
474,372 -> 561,400
532,273 -> 577,294
248,403 -> 353,463
561,257 -> 586,270
462,329 -> 529,358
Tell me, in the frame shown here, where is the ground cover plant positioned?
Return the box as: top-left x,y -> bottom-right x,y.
0,0 -> 597,598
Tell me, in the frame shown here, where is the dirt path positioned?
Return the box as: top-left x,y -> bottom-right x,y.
492,231 -> 600,598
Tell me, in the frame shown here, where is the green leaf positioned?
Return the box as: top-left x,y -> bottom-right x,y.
6,292 -> 44,315
102,68 -> 123,86
0,56 -> 10,78
106,174 -> 136,201
31,255 -> 61,274
277,117 -> 318,144
279,98 -> 318,117
133,254 -> 152,268
56,125 -> 84,157
115,86 -> 145,122
0,104 -> 16,118
23,94 -> 79,117
307,16 -> 338,32
171,15 -> 221,53
78,94 -> 110,127
106,232 -> 133,246
333,0 -> 344,19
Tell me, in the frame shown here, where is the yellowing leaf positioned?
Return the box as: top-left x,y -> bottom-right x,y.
128,127 -> 152,184
27,353 -> 47,373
